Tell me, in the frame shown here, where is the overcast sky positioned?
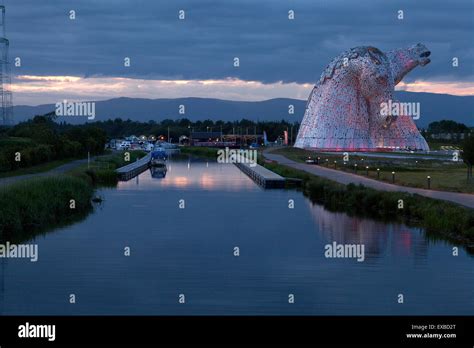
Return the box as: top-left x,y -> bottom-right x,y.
4,0 -> 474,105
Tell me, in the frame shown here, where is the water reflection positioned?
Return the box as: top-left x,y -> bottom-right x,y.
0,157 -> 471,315
308,203 -> 429,262
118,158 -> 256,191
150,165 -> 167,179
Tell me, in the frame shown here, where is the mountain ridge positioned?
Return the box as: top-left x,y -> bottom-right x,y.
12,91 -> 474,127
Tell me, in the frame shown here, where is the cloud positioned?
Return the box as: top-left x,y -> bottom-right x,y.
11,75 -> 473,106
3,0 -> 473,104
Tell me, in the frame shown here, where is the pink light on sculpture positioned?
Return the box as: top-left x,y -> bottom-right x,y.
294,44 -> 431,152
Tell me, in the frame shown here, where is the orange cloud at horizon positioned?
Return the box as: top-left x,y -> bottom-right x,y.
10,75 -> 474,105
396,80 -> 474,96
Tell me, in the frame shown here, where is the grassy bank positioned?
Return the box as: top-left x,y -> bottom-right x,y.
263,160 -> 474,247
0,149 -> 115,179
0,150 -> 148,241
93,150 -> 147,168
68,150 -> 147,186
0,158 -> 73,178
0,176 -> 93,242
273,147 -> 474,193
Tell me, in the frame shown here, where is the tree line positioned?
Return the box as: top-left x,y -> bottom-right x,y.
85,117 -> 299,142
0,112 -> 107,172
427,120 -> 470,134
1,113 -> 473,180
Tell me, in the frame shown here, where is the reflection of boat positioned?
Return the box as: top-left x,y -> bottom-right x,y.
150,164 -> 167,178
151,157 -> 166,166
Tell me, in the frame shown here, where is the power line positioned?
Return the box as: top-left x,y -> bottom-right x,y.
0,4 -> 12,125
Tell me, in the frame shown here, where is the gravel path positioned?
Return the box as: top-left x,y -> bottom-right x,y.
0,157 -> 97,187
264,149 -> 474,209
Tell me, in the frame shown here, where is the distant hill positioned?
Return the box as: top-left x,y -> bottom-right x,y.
12,91 -> 474,127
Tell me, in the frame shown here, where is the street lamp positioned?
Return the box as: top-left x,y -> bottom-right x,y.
427,175 -> 431,189
377,168 -> 380,179
392,171 -> 395,183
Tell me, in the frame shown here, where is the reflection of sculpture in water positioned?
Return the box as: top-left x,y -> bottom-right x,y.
295,44 -> 431,151
307,202 -> 428,260
150,164 -> 167,179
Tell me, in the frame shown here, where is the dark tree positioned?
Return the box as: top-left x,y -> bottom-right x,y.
428,120 -> 468,134
462,135 -> 474,181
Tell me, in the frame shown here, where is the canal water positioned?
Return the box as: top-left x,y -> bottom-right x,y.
0,158 -> 472,315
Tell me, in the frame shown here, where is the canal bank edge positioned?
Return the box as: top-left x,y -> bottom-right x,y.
261,151 -> 474,249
